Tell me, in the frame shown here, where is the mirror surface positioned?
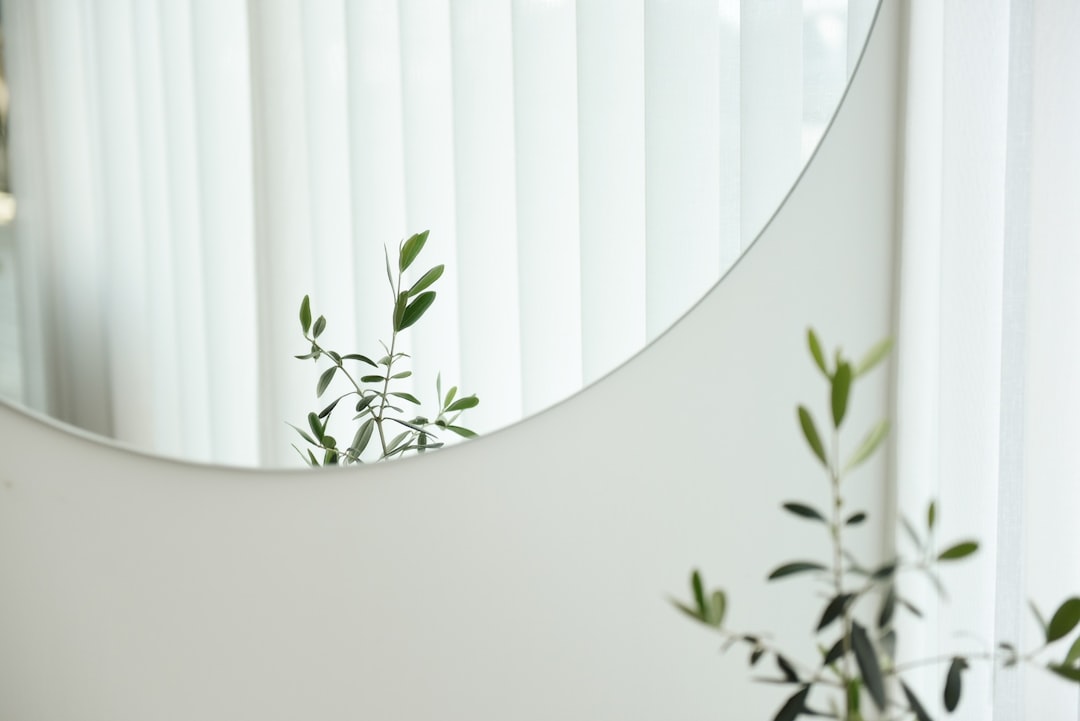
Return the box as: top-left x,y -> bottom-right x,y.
0,0 -> 880,467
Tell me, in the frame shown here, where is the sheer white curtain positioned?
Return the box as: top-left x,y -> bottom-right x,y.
895,0 -> 1080,718
4,0 -> 876,466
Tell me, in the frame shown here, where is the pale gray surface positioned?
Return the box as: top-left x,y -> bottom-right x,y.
0,3 -> 900,719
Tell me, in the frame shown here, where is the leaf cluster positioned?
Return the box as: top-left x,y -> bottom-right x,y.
673,329 -> 1080,720
291,231 -> 479,466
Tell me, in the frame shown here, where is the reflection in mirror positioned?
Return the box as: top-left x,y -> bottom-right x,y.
0,0 -> 879,467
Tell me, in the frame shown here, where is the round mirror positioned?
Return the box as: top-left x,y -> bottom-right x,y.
0,0 -> 881,468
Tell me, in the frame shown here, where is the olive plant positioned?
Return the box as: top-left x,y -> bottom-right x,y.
674,329 -> 1080,721
291,230 -> 478,466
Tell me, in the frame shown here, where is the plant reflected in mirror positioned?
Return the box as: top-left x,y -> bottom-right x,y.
291,231 -> 478,467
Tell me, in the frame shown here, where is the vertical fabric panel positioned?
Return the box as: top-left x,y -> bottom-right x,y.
740,0 -> 802,245
937,3 -> 1009,715
249,0 -> 316,466
644,0 -> 721,340
91,0 -> 151,450
300,0 -> 357,372
577,0 -> 647,384
512,0 -> 582,415
1024,0 -> 1080,716
131,0 -> 183,458
157,0 -> 214,461
297,0 -> 366,455
802,0 -> 847,161
33,0 -> 111,435
191,0 -> 257,466
717,0 -> 742,264
343,0 -> 408,350
992,0 -> 1033,715
398,0 -> 464,417
893,0 -> 944,706
4,0 -> 52,412
449,0 -> 523,434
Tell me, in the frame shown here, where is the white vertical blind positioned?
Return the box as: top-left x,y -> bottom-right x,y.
577,0 -> 647,383
896,0 -> 1080,718
512,0 -> 582,417
3,0 -> 873,466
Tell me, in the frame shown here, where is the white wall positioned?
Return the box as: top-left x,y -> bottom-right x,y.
0,2 -> 899,719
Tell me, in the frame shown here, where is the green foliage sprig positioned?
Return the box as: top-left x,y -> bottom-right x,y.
292,230 -> 479,466
674,329 -> 1080,721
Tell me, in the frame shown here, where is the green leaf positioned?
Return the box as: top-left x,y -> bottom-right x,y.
399,290 -> 436,331
350,419 -> 375,457
899,596 -> 924,619
384,245 -> 394,288
317,397 -> 342,419
855,337 -> 893,376
383,430 -> 412,457
817,593 -> 854,632
843,419 -> 889,472
447,394 -> 479,412
360,375 -> 385,384
1047,598 -> 1080,643
706,590 -> 726,627
775,654 -> 799,683
846,511 -> 868,526
307,449 -> 319,466
768,561 -> 827,581
322,435 -> 337,450
390,392 -> 421,405
937,541 -> 979,561
671,599 -> 705,624
391,371 -> 413,380
831,361 -> 852,428
797,406 -> 828,466
392,291 -> 408,331
807,328 -> 830,377
879,585 -> 896,628
399,229 -> 429,272
444,385 -> 458,408
900,681 -> 934,721
299,295 -> 312,334
287,423 -> 317,447
823,636 -> 847,666
871,561 -> 898,579
342,353 -> 377,366
750,647 -> 765,666
292,444 -> 314,467
1063,634 -> 1080,667
1048,664 -> 1080,683
691,570 -> 706,616
355,395 -> 376,413
943,657 -> 967,712
408,264 -> 444,296
880,629 -> 897,661
307,412 -> 325,442
1031,600 -> 1049,637
312,315 -> 326,338
772,686 -> 810,721
781,502 -> 827,522
851,622 -> 886,711
927,500 -> 937,531
447,425 -> 477,438
316,366 -> 336,397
